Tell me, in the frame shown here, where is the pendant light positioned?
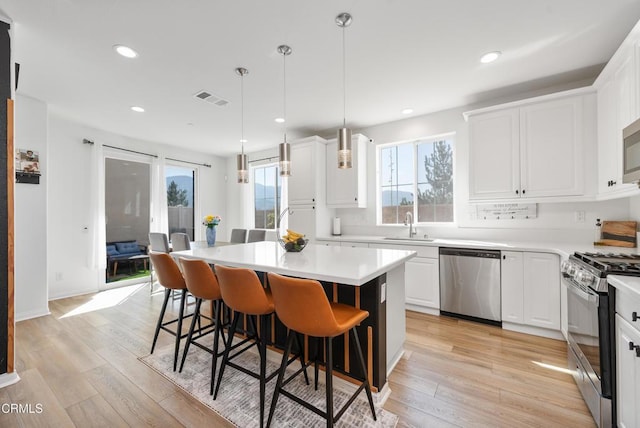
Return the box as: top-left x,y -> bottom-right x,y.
278,44 -> 292,177
235,67 -> 249,183
336,12 -> 353,169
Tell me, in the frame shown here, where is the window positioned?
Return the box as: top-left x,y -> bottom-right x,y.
165,165 -> 195,241
379,135 -> 454,224
253,163 -> 282,229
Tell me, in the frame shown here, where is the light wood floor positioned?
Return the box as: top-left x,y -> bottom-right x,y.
2,283 -> 595,427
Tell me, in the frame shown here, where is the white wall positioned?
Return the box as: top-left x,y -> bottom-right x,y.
14,94 -> 49,320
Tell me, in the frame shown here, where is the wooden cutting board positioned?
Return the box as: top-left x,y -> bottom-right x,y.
598,221 -> 637,247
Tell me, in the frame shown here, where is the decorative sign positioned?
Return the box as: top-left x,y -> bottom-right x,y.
15,148 -> 41,184
475,203 -> 537,220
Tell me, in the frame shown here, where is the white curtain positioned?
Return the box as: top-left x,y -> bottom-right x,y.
150,155 -> 169,234
89,142 -> 106,270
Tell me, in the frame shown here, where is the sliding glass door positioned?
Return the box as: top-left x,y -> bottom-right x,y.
165,165 -> 195,241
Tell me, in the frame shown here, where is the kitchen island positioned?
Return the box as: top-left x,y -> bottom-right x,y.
173,241 -> 416,390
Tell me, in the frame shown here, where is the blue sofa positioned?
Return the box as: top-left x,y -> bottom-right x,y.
106,240 -> 147,278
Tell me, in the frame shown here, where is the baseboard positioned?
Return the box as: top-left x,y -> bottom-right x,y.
15,307 -> 50,322
0,372 -> 20,389
502,322 -> 565,340
405,304 -> 439,316
387,348 -> 404,377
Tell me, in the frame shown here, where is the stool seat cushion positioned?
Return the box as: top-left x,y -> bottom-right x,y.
328,302 -> 369,336
179,258 -> 222,301
214,265 -> 275,315
149,252 -> 187,290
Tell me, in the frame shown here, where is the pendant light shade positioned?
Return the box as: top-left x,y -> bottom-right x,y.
277,45 -> 292,177
336,12 -> 353,169
235,67 -> 249,183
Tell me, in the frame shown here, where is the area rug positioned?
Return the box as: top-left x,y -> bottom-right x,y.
140,342 -> 399,427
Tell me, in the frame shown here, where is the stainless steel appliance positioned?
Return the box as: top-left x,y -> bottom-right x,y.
439,247 -> 501,325
623,116 -> 640,183
562,251 -> 640,428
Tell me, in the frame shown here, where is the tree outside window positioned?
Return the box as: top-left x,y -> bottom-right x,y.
379,136 -> 454,224
254,164 -> 282,229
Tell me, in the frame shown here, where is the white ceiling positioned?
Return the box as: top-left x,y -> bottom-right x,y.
2,0 -> 640,156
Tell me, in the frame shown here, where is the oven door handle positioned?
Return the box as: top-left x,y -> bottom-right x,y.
565,280 -> 599,304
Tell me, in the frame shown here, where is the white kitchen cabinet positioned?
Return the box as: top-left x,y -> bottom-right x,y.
467,91 -> 590,200
596,49 -> 638,197
616,314 -> 640,428
405,257 -> 439,309
286,136 -> 331,242
326,134 -> 368,208
501,251 -> 524,323
500,251 -> 560,334
523,252 -> 560,330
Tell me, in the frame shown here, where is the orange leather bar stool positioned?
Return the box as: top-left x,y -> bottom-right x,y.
266,273 -> 377,428
178,258 -> 227,395
149,252 -> 190,371
213,265 -> 308,428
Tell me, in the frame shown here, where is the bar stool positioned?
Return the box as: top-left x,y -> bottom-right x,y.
149,252 -> 190,372
213,265 -> 308,428
266,272 -> 377,428
178,258 -> 227,395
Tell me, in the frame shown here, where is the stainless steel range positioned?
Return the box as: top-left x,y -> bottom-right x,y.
561,251 -> 640,428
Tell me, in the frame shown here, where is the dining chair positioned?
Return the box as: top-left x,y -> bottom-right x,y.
229,228 -> 247,244
170,232 -> 191,251
247,229 -> 266,243
149,232 -> 170,253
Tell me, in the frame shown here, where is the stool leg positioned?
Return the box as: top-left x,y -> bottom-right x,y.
351,327 -> 376,421
179,297 -> 202,372
266,331 -> 295,428
325,336 -> 334,428
210,299 -> 223,396
294,333 -> 310,385
314,336 -> 321,391
173,289 -> 187,371
258,314 -> 268,428
151,288 -> 171,354
214,311 -> 239,400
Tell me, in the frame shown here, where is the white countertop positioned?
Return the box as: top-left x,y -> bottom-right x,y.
172,241 -> 416,286
317,235 -> 640,259
608,275 -> 640,298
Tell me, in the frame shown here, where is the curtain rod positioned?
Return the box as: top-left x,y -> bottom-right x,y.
248,155 -> 279,164
99,143 -> 158,158
165,157 -> 211,168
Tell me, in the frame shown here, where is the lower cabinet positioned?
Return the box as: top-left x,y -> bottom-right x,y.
405,257 -> 439,309
501,251 -> 560,331
616,314 -> 640,428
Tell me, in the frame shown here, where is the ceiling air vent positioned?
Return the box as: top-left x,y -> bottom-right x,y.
194,90 -> 229,107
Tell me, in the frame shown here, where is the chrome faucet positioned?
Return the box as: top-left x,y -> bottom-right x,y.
404,211 -> 417,238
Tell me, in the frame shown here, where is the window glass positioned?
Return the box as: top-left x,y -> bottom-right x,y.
253,164 -> 282,229
165,165 -> 195,240
379,136 -> 454,224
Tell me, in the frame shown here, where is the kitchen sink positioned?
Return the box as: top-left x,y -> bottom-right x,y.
383,236 -> 434,242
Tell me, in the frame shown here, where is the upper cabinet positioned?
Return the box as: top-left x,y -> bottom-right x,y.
467,91 -> 593,201
325,134 -> 368,208
288,136 -> 326,206
594,36 -> 640,197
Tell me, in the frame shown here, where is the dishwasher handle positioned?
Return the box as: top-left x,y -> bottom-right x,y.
439,247 -> 501,259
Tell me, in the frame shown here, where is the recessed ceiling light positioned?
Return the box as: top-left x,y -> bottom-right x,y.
131,106 -> 145,113
275,117 -> 285,123
480,51 -> 501,64
401,108 -> 413,115
114,45 -> 138,58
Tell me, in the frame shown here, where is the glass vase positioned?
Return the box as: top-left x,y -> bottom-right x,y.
206,226 -> 217,247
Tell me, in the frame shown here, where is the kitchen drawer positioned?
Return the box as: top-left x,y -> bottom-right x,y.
369,242 -> 438,258
616,287 -> 640,328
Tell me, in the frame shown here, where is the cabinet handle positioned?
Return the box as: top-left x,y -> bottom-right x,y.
312,198 -> 315,202
355,197 -> 357,201
503,255 -> 506,260
522,189 -> 526,195
637,347 -> 640,358
612,181 -> 617,186
515,190 -> 519,195
630,341 -> 636,351
633,311 -> 638,322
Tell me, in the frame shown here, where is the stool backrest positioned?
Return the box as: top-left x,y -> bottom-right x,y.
229,229 -> 247,243
179,258 -> 221,301
267,272 -> 339,337
214,265 -> 274,315
149,252 -> 186,290
247,229 -> 266,243
149,232 -> 170,253
171,232 -> 191,251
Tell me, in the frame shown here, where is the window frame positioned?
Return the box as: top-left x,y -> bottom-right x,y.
250,161 -> 283,230
376,132 -> 456,226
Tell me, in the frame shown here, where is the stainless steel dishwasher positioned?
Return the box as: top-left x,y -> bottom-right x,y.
439,247 -> 501,325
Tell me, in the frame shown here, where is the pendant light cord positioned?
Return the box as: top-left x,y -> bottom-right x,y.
283,52 -> 287,143
241,72 -> 245,155
342,24 -> 347,128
